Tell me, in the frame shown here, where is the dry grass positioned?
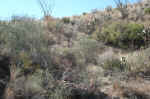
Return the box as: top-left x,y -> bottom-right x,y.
4,65 -> 16,99
105,79 -> 150,99
4,87 -> 15,99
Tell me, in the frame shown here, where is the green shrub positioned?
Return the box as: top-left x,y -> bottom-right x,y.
62,17 -> 70,24
74,36 -> 100,64
102,58 -> 122,71
144,8 -> 150,14
94,22 -> 144,49
82,12 -> 87,15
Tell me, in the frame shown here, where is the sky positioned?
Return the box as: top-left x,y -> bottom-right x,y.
0,0 -> 137,20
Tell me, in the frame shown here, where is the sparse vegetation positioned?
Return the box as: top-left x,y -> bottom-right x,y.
1,0 -> 150,99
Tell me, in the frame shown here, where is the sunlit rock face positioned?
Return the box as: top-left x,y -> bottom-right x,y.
0,55 -> 10,99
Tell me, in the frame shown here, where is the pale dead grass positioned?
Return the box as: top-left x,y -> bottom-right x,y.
125,79 -> 150,95
104,78 -> 150,99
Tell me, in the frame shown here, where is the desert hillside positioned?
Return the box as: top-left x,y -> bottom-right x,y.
1,0 -> 150,99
